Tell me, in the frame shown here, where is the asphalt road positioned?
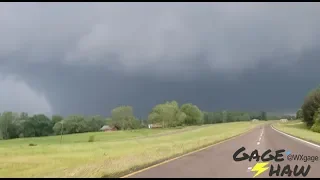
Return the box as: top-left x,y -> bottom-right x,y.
125,124 -> 320,178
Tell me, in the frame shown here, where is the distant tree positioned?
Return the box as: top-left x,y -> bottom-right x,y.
222,110 -> 228,123
266,115 -> 281,120
176,111 -> 187,126
261,111 -> 267,121
203,111 -> 223,124
148,112 -> 161,124
53,121 -> 63,135
131,118 -> 143,129
139,119 -> 148,128
238,113 -> 251,121
22,120 -> 36,137
111,106 -> 136,130
249,112 -> 261,120
85,115 -> 105,132
105,117 -> 113,125
202,111 -> 252,124
0,112 -> 23,139
163,101 -> 183,127
281,115 -> 295,120
148,101 -> 186,127
226,111 -> 234,122
148,102 -> 172,127
52,115 -> 63,124
301,87 -> 320,127
23,114 -> 54,137
213,112 -> 223,123
180,103 -> 203,125
19,112 -> 28,120
296,109 -> 303,120
202,112 -> 209,124
61,115 -> 88,134
8,119 -> 23,139
0,112 -> 14,139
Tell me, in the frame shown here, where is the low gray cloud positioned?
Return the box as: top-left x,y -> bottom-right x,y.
0,74 -> 52,115
1,3 -> 320,117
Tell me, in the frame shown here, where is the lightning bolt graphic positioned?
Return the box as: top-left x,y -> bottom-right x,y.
251,162 -> 270,178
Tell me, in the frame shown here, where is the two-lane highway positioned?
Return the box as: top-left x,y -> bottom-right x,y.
124,124 -> 320,178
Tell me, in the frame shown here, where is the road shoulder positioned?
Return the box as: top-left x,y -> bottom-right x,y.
271,123 -> 320,150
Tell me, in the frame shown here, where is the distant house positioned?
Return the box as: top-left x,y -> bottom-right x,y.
148,123 -> 163,129
100,125 -> 117,132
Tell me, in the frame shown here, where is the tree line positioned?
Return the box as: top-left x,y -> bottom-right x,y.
298,86 -> 320,133
0,100 -> 281,140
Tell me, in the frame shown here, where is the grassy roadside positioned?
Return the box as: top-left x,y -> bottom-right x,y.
272,120 -> 320,145
0,121 -> 263,178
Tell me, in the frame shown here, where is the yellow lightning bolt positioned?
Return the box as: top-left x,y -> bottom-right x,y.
251,162 -> 270,178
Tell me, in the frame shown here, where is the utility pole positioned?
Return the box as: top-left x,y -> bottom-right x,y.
60,122 -> 64,144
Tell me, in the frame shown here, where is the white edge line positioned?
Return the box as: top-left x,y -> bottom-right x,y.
271,125 -> 320,149
248,167 -> 252,169
257,142 -> 260,145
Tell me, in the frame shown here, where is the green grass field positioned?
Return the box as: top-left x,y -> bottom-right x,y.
1,126 -> 201,146
0,122 -> 263,178
273,120 -> 320,144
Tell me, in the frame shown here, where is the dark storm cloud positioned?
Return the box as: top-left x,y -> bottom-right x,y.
1,2 -> 320,117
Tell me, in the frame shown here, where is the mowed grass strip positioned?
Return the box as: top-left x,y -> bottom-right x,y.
1,128 -> 186,146
0,122 -> 262,178
273,120 -> 320,144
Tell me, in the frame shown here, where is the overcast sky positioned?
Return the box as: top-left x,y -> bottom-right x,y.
1,2 -> 320,117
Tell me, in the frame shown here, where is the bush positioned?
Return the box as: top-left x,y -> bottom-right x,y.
311,125 -> 320,133
88,135 -> 95,142
311,109 -> 320,133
